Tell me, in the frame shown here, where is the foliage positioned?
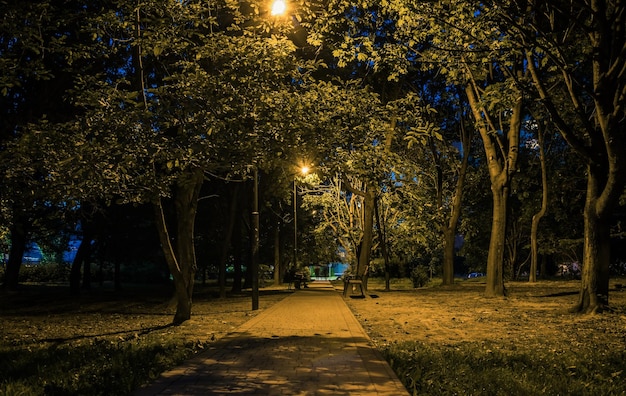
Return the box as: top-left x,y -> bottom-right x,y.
304,0 -> 516,286
505,127 -> 586,278
369,257 -> 407,278
1,0 -> 623,318
0,1 -> 95,290
15,264 -> 71,284
67,0 -> 300,203
302,176 -> 365,268
409,266 -> 429,288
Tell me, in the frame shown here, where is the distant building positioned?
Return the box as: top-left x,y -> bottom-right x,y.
22,243 -> 43,264
308,262 -> 349,280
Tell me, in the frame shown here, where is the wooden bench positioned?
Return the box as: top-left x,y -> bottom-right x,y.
342,267 -> 368,298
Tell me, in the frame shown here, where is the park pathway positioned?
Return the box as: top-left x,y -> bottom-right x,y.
134,281 -> 409,395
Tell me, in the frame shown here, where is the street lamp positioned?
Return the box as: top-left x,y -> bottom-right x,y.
293,165 -> 309,270
271,0 -> 287,16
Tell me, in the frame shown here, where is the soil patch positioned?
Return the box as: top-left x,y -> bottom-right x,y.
344,279 -> 626,355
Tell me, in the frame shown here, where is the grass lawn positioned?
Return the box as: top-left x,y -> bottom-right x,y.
0,282 -> 292,395
345,276 -> 626,395
1,277 -> 625,395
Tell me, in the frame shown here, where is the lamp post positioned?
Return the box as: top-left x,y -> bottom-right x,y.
251,167 -> 260,310
293,166 -> 309,270
247,0 -> 286,310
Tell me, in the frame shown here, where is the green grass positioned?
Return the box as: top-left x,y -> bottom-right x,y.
0,282 -> 291,396
0,333 -> 207,396
382,334 -> 626,396
346,277 -> 626,395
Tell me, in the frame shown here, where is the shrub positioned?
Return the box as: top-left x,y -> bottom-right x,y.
370,257 -> 407,278
120,261 -> 170,284
410,266 -> 429,288
18,263 -> 70,283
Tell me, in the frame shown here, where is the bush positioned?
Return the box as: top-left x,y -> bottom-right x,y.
370,257 -> 407,278
120,261 -> 170,284
18,263 -> 71,283
410,266 -> 429,288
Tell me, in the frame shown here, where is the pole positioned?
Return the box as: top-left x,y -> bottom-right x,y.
293,179 -> 297,269
252,167 -> 259,310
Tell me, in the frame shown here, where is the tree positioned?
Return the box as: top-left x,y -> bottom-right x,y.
307,1 -> 529,296
286,81 -> 391,280
465,74 -> 523,296
415,1 -> 527,296
302,7 -> 460,283
403,88 -> 474,285
528,117 -> 549,282
0,1 -> 95,290
64,0 -> 306,323
506,0 -> 626,312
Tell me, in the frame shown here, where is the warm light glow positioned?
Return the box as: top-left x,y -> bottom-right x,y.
271,0 -> 286,16
300,166 -> 310,175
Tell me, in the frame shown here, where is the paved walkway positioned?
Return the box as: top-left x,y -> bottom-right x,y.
135,281 -> 409,395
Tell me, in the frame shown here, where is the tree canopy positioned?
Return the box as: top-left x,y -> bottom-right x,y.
1,0 -> 624,322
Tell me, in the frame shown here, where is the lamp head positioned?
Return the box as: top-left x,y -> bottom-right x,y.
271,0 -> 286,16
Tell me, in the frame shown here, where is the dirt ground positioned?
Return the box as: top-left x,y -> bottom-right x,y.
344,279 -> 626,355
2,279 -> 625,359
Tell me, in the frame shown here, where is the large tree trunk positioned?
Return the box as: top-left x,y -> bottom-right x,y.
357,189 -> 376,288
153,169 -> 203,325
114,256 -> 122,291
442,228 -> 456,285
374,197 -> 390,291
530,124 -> 548,283
251,168 -> 260,310
71,208 -> 98,294
2,220 -> 27,291
82,257 -> 92,291
485,180 -> 508,297
465,81 -> 522,298
341,177 -> 376,289
173,173 -> 201,324
70,226 -> 95,296
442,117 -> 470,286
572,167 -> 612,313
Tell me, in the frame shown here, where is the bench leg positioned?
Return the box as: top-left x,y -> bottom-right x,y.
343,280 -> 366,297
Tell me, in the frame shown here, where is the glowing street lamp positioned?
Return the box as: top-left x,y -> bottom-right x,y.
271,0 -> 286,16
